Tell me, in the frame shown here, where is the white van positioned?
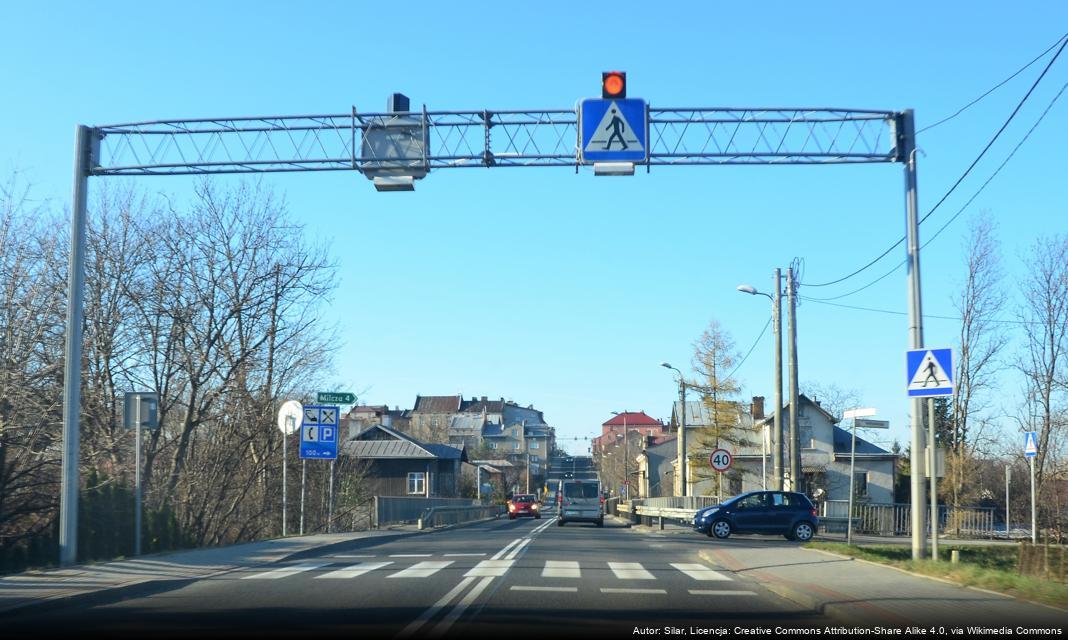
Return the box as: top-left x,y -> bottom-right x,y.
557,479 -> 604,527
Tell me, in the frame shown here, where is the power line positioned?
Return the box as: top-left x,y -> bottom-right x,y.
803,259 -> 906,301
923,79 -> 1068,249
800,296 -> 1041,325
918,32 -> 1067,134
726,316 -> 772,380
804,35 -> 1068,290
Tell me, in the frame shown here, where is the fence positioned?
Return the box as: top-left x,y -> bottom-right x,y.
418,505 -> 505,529
641,496 -> 722,511
372,496 -> 476,528
1018,542 -> 1067,583
821,500 -> 996,538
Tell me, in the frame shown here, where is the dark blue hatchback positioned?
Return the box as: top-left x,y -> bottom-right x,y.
693,491 -> 819,541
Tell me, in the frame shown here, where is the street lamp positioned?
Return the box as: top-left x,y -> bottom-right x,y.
737,271 -> 784,491
611,411 -> 632,499
660,362 -> 688,497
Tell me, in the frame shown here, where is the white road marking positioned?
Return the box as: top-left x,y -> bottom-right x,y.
387,561 -> 454,579
330,554 -> 376,559
541,560 -> 581,579
432,576 -> 494,636
491,538 -> 524,560
608,562 -> 655,580
511,586 -> 578,593
444,553 -> 486,557
396,576 -> 475,638
317,562 -> 393,579
600,588 -> 667,594
464,559 -> 514,577
671,563 -> 732,581
505,538 -> 531,560
390,554 -> 432,558
689,590 -> 758,596
241,563 -> 328,580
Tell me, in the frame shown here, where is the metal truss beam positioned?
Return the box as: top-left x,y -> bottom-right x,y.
92,106 -> 902,176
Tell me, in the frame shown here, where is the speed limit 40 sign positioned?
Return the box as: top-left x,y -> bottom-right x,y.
709,448 -> 733,473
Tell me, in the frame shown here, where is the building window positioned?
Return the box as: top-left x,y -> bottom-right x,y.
513,442 -> 521,450
407,472 -> 426,495
530,455 -> 539,463
530,441 -> 539,449
490,442 -> 497,450
853,472 -> 868,498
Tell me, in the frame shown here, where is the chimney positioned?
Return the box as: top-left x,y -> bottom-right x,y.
481,396 -> 488,402
383,413 -> 393,428
752,396 -> 765,420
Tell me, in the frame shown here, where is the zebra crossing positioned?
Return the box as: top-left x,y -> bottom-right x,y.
240,557 -> 741,588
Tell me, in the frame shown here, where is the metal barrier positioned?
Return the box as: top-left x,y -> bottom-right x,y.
641,496 -> 722,510
418,505 -> 505,530
821,500 -> 996,538
372,496 -> 477,528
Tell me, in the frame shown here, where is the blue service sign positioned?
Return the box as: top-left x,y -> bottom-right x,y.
906,348 -> 954,397
579,98 -> 648,163
1024,431 -> 1038,458
300,404 -> 339,460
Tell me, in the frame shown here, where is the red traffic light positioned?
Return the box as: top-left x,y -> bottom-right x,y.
602,71 -> 626,99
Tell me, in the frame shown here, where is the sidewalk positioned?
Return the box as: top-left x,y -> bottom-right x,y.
0,528 -> 415,616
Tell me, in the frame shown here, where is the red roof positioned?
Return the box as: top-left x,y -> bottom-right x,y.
602,411 -> 662,427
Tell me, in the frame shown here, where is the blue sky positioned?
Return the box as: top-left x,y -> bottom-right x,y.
2,2 -> 1066,456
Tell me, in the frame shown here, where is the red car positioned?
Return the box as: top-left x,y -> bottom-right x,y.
507,494 -> 541,519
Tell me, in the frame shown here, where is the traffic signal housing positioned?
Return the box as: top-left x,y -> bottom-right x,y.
602,71 -> 626,99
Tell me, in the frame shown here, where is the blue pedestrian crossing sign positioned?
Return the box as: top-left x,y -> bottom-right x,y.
300,405 -> 339,460
579,98 -> 648,163
906,348 -> 954,397
1024,431 -> 1038,458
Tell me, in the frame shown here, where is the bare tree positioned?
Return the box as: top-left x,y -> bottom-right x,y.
947,214 -> 1008,511
1016,234 -> 1068,530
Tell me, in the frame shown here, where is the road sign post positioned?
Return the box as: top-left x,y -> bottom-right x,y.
124,392 -> 158,556
843,408 -> 878,546
709,449 -> 733,473
301,405 -> 339,460
277,400 -> 302,537
579,98 -> 648,165
317,392 -> 355,405
907,348 -> 953,559
1025,431 -> 1038,544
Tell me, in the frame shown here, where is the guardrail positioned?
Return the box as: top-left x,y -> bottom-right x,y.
373,496 -> 478,528
641,496 -> 722,510
821,500 -> 996,538
418,505 -> 505,530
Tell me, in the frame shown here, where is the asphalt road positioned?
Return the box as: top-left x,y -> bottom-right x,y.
4,513 -> 1065,639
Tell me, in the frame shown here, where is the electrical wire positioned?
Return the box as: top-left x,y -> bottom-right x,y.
726,316 -> 772,380
918,32 -> 1067,134
803,35 -> 1068,290
922,79 -> 1068,249
802,258 -> 907,302
800,296 -> 1042,326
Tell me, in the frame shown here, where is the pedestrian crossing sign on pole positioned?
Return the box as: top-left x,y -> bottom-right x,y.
578,98 -> 648,164
1024,431 -> 1038,458
906,348 -> 954,397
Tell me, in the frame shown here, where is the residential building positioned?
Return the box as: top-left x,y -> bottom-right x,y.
592,411 -> 665,452
342,423 -> 467,497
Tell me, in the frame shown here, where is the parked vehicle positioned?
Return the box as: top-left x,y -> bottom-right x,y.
558,479 -> 603,527
507,494 -> 541,520
692,491 -> 818,541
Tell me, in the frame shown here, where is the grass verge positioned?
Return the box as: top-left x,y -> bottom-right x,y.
805,541 -> 1068,609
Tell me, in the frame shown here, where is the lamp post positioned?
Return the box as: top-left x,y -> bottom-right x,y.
737,270 -> 784,491
612,411 -> 630,499
660,363 -> 687,497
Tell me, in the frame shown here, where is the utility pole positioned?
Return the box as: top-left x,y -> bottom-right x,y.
901,110 -> 927,561
773,268 -> 783,491
787,265 -> 800,491
1004,465 -> 1010,538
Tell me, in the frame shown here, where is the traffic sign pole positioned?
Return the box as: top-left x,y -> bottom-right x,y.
300,459 -> 306,536
1030,456 -> 1036,545
929,397 -> 938,561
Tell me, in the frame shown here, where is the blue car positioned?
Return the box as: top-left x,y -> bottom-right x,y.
693,491 -> 819,541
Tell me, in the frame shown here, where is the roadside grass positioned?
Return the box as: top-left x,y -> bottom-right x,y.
805,542 -> 1068,609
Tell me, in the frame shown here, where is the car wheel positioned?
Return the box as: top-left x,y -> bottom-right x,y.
711,519 -> 732,539
557,519 -> 565,527
509,514 -> 516,520
792,521 -> 814,542
596,518 -> 604,528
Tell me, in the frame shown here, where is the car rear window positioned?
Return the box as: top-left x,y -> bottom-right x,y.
513,495 -> 534,503
563,483 -> 600,499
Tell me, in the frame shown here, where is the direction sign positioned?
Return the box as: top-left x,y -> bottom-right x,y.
317,392 -> 355,404
1024,431 -> 1038,458
855,418 -> 889,430
579,98 -> 648,163
300,405 -> 339,460
906,348 -> 954,397
709,448 -> 733,473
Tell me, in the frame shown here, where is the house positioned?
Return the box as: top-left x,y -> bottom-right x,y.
593,411 -> 666,452
635,434 -> 677,498
650,394 -> 896,503
342,405 -> 411,439
342,423 -> 467,497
